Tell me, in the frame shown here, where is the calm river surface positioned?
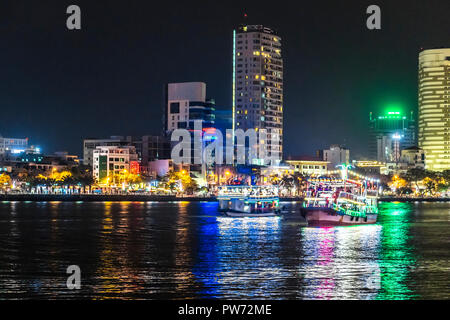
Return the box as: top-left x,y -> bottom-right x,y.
0,201 -> 449,299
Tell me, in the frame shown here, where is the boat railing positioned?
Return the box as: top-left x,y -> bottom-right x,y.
304,191 -> 334,208
218,186 -> 278,198
338,192 -> 360,202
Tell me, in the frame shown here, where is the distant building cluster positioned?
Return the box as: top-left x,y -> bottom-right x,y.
0,134 -> 79,177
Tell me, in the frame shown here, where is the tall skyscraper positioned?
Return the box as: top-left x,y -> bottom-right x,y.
418,48 -> 450,171
232,25 -> 283,163
368,111 -> 416,160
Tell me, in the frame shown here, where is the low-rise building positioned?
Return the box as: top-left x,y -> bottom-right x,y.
0,136 -> 28,155
383,147 -> 426,176
83,136 -> 132,166
84,135 -> 171,167
400,146 -> 425,169
285,156 -> 329,176
384,162 -> 409,176
352,160 -> 387,176
92,146 -> 139,183
260,164 -> 294,178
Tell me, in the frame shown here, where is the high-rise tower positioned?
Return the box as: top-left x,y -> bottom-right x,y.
368,110 -> 416,160
418,48 -> 450,171
232,25 -> 283,164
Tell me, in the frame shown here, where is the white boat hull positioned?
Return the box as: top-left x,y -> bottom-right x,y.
224,211 -> 277,217
302,208 -> 377,226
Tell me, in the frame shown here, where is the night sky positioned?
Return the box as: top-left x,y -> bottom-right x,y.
0,0 -> 449,159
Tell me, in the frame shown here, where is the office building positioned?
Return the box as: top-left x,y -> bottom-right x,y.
369,111 -> 416,160
320,145 -> 350,170
164,82 -> 215,133
133,135 -> 171,164
376,134 -> 402,163
418,48 -> 450,171
233,24 -> 283,162
83,136 -> 132,166
84,135 -> 170,167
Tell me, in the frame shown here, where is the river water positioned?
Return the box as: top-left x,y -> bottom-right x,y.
0,200 -> 449,299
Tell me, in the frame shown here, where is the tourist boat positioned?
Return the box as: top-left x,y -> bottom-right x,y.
217,185 -> 280,217
300,165 -> 379,226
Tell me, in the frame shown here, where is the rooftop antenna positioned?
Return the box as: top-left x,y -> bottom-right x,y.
243,12 -> 248,24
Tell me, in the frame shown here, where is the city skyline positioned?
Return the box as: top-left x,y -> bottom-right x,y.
1,2 -> 450,304
0,1 -> 449,159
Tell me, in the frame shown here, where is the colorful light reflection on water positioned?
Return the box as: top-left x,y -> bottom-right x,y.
0,201 -> 449,299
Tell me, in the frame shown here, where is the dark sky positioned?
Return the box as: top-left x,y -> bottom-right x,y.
0,0 -> 449,159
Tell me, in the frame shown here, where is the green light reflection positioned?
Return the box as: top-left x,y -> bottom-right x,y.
376,202 -> 418,299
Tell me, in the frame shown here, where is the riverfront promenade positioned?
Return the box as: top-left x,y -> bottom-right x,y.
1,194 -> 449,202
0,194 -> 302,202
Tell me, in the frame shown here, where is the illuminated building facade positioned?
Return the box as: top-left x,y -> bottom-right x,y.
0,136 -> 28,155
418,48 -> 450,171
84,136 -> 170,168
285,157 -> 328,176
368,111 -> 416,160
92,146 -> 139,183
233,25 -> 283,163
83,136 -> 132,166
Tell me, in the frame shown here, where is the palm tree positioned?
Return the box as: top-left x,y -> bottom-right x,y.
269,174 -> 280,185
280,175 -> 294,196
292,172 -> 305,197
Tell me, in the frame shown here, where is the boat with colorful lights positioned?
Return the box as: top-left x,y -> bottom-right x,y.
217,185 -> 280,217
300,164 -> 379,226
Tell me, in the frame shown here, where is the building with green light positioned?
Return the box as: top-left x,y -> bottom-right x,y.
368,111 -> 416,160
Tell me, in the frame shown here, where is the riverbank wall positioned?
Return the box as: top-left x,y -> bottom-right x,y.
2,194 -> 449,202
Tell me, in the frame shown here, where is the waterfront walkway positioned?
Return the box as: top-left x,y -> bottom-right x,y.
0,194 -> 302,202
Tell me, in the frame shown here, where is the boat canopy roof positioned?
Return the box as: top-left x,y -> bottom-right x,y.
218,185 -> 279,199
307,177 -> 361,187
